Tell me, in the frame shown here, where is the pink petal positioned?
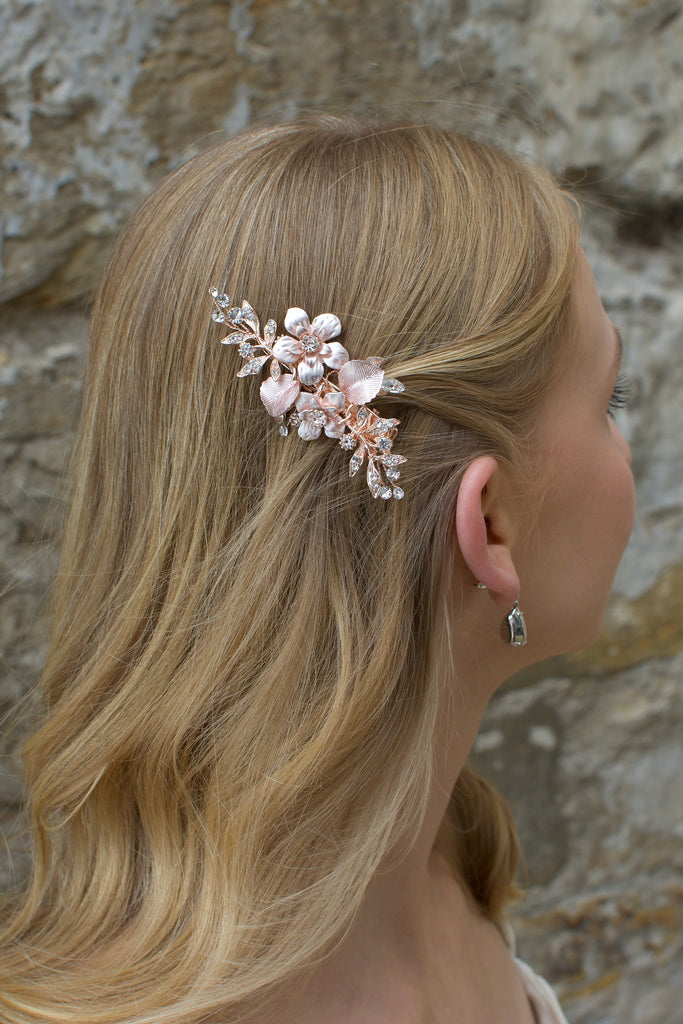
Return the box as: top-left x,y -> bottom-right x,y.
295,393 -> 320,413
272,337 -> 303,365
310,313 -> 342,342
337,360 -> 385,404
284,308 -> 311,338
324,418 -> 345,439
321,391 -> 345,413
298,356 -> 325,386
298,419 -> 322,441
321,341 -> 350,370
260,374 -> 300,417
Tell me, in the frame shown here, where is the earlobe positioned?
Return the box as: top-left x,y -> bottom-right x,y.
454,455 -> 520,608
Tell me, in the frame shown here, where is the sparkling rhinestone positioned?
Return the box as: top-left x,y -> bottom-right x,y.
209,286 -> 219,297
311,410 -> 326,426
217,293 -> 231,307
239,342 -> 254,358
301,333 -> 319,354
377,437 -> 392,453
289,413 -> 301,426
237,357 -> 266,376
356,406 -> 369,423
212,311 -> 226,323
340,435 -> 357,450
381,454 -> 406,467
381,378 -> 405,394
279,423 -> 289,436
349,454 -> 362,476
240,308 -> 259,332
386,468 -> 400,481
379,487 -> 392,500
227,307 -> 244,325
264,319 -> 277,342
392,487 -> 404,500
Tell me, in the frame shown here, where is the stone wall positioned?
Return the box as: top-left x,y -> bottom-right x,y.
1,2 -> 682,1021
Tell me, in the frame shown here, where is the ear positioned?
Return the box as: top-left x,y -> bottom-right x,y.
454,455 -> 520,608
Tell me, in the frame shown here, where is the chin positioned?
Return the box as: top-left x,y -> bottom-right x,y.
563,607 -> 608,655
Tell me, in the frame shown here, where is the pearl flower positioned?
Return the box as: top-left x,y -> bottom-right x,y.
272,308 -> 349,385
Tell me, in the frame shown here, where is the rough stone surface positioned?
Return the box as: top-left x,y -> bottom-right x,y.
1,3 -> 682,1022
2,0 -> 683,304
473,651 -> 683,1024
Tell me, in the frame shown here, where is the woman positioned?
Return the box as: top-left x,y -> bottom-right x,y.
0,118 -> 634,1023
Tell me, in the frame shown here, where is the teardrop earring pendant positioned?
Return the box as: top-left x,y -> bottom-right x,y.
503,600 -> 527,647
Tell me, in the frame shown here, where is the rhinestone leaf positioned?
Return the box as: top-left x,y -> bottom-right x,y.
381,454 -> 407,467
221,332 -> 245,346
270,358 -> 281,380
367,464 -> 381,496
349,448 -> 365,476
227,307 -> 244,325
217,293 -> 231,308
239,341 -> 254,358
371,417 -> 398,435
392,487 -> 404,499
212,311 -> 226,323
240,300 -> 259,333
264,319 -> 277,344
356,406 -> 369,424
237,355 -> 269,377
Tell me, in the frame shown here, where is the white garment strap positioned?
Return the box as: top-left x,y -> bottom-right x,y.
514,957 -> 570,1024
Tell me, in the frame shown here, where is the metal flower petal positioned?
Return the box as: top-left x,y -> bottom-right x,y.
297,419 -> 322,440
310,313 -> 342,342
298,356 -> 325,386
337,359 -> 385,405
321,341 -> 350,370
284,308 -> 311,339
272,336 -> 304,365
260,374 -> 301,417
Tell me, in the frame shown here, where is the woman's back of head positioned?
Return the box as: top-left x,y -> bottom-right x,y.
0,117 -> 578,1023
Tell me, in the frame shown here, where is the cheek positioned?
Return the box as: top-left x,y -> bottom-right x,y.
610,422 -> 636,543
612,459 -> 636,555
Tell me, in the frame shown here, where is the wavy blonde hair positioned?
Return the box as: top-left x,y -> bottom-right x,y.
0,118 -> 578,1023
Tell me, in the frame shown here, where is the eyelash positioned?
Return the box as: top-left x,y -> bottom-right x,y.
608,372 -> 631,416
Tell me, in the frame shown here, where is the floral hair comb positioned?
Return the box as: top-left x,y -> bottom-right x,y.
210,288 -> 407,499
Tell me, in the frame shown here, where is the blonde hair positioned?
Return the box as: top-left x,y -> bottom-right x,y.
0,118 -> 578,1023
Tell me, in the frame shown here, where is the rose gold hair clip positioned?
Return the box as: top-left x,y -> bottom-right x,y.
210,289 -> 407,499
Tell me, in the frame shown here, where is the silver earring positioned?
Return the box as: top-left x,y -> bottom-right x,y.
503,600 -> 527,647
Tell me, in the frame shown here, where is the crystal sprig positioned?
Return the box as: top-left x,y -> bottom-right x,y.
210,288 -> 407,500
